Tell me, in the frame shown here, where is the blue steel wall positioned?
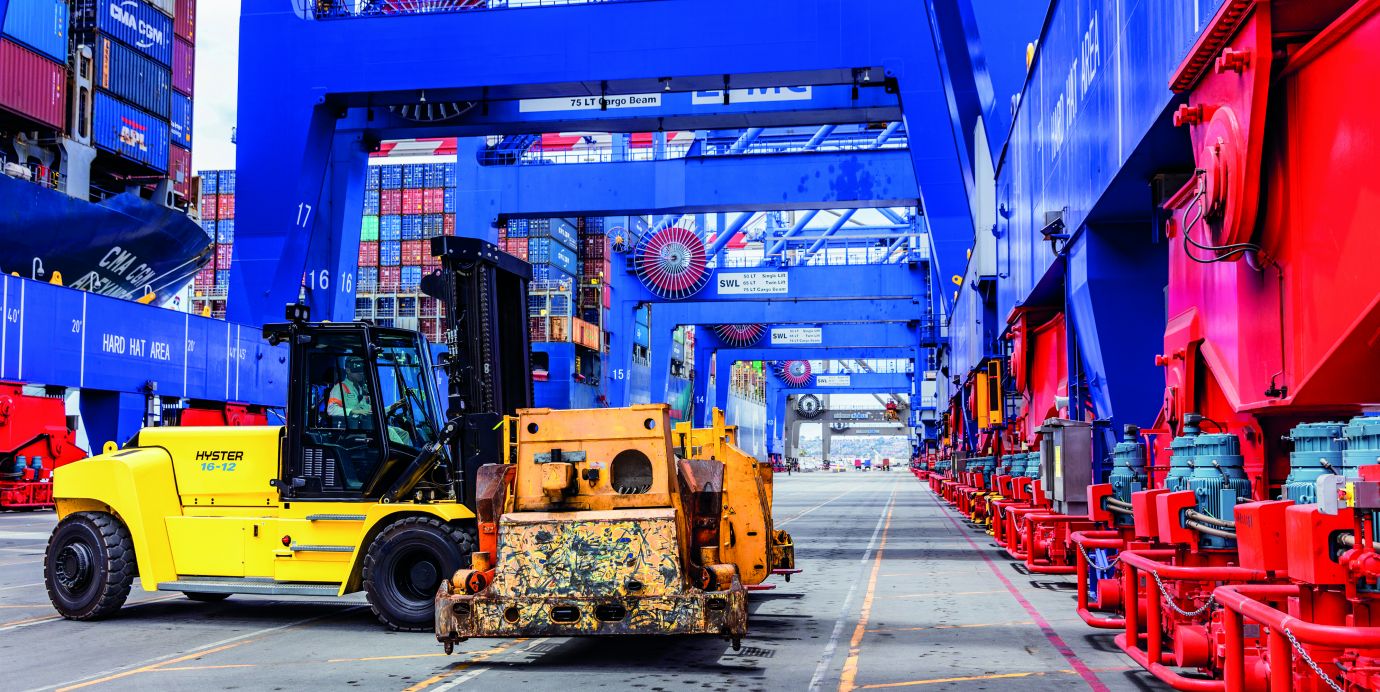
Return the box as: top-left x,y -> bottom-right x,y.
995,0 -> 1223,324
0,275 -> 288,405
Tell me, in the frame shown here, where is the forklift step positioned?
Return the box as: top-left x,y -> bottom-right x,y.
158,578 -> 341,597
289,543 -> 354,553
304,514 -> 367,522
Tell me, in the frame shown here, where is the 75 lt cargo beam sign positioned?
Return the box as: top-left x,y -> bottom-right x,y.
717,272 -> 788,295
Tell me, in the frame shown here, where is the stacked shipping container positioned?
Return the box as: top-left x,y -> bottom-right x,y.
0,0 -> 197,196
357,161 -> 458,342
190,169 -> 233,318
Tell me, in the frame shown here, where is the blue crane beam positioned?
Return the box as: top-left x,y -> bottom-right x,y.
232,0 -> 977,325
336,85 -> 902,140
458,148 -> 918,231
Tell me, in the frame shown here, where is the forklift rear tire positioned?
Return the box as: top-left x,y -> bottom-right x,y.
183,592 -> 232,602
363,517 -> 475,631
44,511 -> 135,620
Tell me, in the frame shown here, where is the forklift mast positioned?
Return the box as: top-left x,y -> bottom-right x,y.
422,236 -> 533,508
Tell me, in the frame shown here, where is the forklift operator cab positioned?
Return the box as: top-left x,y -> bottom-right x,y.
292,326 -> 443,496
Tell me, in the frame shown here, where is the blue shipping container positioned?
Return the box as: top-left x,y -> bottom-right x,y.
379,241 -> 401,266
424,163 -> 445,188
402,164 -> 423,188
200,173 -> 217,194
530,265 -> 575,287
443,187 -> 456,213
400,266 -> 422,291
531,218 -> 578,251
2,0 -> 68,62
380,215 -> 402,241
380,165 -> 402,189
200,218 -> 215,234
364,166 -> 380,191
422,214 -> 443,237
218,170 -> 235,193
91,92 -> 170,172
357,267 -> 378,292
633,323 -> 650,348
444,164 -> 457,188
89,34 -> 171,118
169,90 -> 191,148
400,215 -> 424,241
528,238 -> 579,276
364,189 -> 380,215
72,0 -> 173,66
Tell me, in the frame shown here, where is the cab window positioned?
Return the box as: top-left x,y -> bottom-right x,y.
302,332 -> 382,491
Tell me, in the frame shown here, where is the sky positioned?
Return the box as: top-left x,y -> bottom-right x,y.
191,0 -> 241,173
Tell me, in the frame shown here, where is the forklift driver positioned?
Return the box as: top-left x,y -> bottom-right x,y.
327,356 -> 374,427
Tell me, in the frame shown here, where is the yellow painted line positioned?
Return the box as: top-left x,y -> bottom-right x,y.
888,590 -> 1007,599
838,496 -> 895,692
150,664 -> 258,672
0,613 -> 59,629
859,671 -> 1049,688
868,620 -> 1033,634
57,639 -> 256,691
401,640 -> 525,692
330,652 -> 451,663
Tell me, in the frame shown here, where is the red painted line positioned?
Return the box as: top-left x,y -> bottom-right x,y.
927,490 -> 1111,692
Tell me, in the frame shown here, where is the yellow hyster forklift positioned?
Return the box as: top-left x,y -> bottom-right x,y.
44,238 -> 534,631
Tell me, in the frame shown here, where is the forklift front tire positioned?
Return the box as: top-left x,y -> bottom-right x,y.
44,511 -> 135,621
363,517 -> 475,631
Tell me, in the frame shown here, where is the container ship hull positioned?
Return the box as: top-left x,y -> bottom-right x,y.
0,174 -> 210,302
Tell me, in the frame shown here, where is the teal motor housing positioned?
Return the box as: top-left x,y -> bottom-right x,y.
997,453 -> 1016,477
1343,416 -> 1380,479
1186,433 -> 1252,549
968,455 -> 996,487
1165,433 -> 1198,493
1108,427 -> 1147,526
1281,422 -> 1345,504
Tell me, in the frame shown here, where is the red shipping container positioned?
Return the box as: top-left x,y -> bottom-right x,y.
443,214 -> 455,235
169,145 -> 192,197
215,243 -> 234,266
201,194 -> 218,220
401,240 -> 426,265
420,318 -> 441,342
422,254 -> 441,270
0,40 -> 67,130
173,38 -> 194,96
423,188 -> 444,213
401,189 -> 425,215
358,241 -> 379,266
380,189 -> 402,215
175,0 -> 197,41
508,238 -> 529,261
603,284 -> 611,309
420,297 -> 440,315
218,194 -> 236,219
379,266 -> 401,291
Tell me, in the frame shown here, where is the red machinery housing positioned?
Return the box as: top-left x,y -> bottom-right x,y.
1086,1 -> 1380,689
0,382 -> 86,509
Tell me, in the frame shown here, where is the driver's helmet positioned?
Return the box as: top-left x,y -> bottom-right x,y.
345,355 -> 367,375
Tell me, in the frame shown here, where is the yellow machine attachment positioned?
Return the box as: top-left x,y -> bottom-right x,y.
673,409 -> 797,587
435,405 -> 749,651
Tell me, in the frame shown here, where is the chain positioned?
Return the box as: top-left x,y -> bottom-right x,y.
1150,570 -> 1216,618
1283,627 -> 1346,692
1076,541 -> 1120,571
